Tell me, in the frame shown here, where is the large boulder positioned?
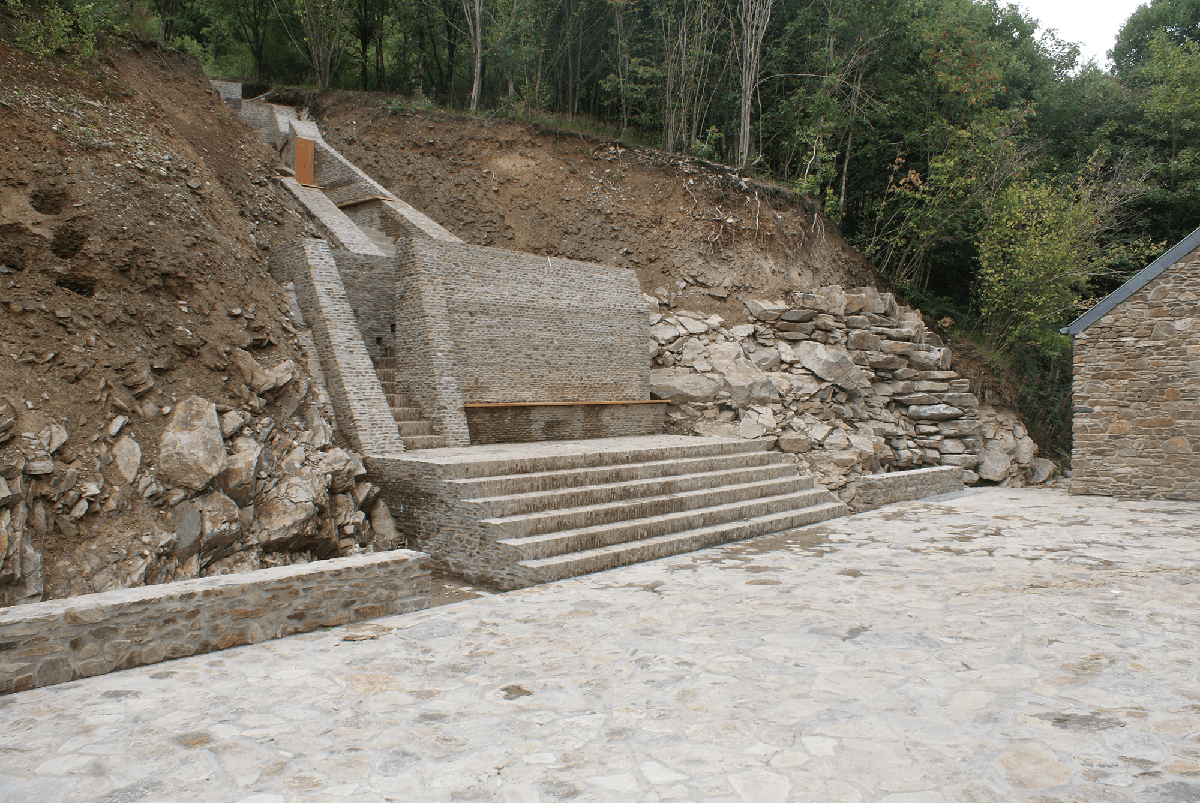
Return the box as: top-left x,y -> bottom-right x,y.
257,476 -> 326,553
977,445 -> 1013,482
217,445 -> 263,507
744,299 -> 787,321
200,491 -> 241,563
159,396 -> 226,490
650,369 -> 720,403
1030,458 -> 1055,484
112,435 -> 142,484
319,448 -> 367,495
719,359 -> 778,407
790,342 -> 871,392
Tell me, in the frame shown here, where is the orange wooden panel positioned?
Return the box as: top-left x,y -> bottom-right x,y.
295,137 -> 315,186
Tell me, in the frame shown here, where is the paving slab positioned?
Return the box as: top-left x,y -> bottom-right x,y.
2,488 -> 1200,803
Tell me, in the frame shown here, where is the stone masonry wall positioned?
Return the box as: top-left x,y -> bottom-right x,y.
333,250 -> 394,362
1071,256 -> 1200,500
848,466 -> 964,513
398,239 -> 651,405
0,549 -> 429,695
274,237 -> 406,454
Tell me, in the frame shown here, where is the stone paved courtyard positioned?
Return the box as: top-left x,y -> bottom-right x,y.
3,488 -> 1200,803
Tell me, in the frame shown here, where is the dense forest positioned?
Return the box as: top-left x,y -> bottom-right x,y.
5,0 -> 1200,457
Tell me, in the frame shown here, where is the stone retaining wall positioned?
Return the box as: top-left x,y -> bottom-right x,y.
1071,252 -> 1200,501
848,465 -> 965,513
0,550 -> 430,695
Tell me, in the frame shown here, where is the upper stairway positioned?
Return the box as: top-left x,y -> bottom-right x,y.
374,347 -> 447,450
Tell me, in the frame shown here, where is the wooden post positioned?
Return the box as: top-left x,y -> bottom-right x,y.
295,137 -> 316,186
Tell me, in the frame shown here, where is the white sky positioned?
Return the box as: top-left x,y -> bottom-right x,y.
1016,0 -> 1149,66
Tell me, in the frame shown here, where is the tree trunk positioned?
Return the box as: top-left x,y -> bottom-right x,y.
736,0 -> 773,169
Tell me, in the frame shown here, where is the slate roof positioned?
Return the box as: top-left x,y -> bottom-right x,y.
1062,223 -> 1200,335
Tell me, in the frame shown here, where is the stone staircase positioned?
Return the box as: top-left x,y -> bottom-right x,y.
373,348 -> 447,450
361,225 -> 396,257
398,436 -> 848,587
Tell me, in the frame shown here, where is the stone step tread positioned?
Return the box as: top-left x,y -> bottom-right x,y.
430,439 -> 770,480
500,489 -> 839,560
403,435 -> 449,450
483,478 -> 822,540
466,464 -> 804,517
517,501 -> 848,579
449,451 -> 783,498
397,421 -> 435,436
390,407 -> 426,420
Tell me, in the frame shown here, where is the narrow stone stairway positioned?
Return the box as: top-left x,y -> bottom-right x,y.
373,348 -> 448,450
402,437 -> 848,587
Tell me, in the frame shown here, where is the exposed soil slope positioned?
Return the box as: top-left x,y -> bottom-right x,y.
317,94 -> 875,320
0,39 -> 321,600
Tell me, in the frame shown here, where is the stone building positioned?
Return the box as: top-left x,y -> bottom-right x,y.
1064,227 -> 1200,500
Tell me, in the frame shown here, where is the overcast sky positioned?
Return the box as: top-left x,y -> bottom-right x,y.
1016,0 -> 1149,66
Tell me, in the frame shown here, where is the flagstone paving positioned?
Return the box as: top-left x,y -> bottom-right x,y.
3,487 -> 1200,803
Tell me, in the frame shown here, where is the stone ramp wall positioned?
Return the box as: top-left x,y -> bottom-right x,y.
272,238 -> 406,454
0,550 -> 429,695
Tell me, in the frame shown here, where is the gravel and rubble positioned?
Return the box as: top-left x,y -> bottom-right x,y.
648,284 -> 1057,504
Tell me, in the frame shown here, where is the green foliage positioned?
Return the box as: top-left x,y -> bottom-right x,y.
5,0 -> 112,66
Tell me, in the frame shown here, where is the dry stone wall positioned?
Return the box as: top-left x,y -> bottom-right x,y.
1071,257 -> 1200,500
648,285 -> 1054,505
0,549 -> 429,695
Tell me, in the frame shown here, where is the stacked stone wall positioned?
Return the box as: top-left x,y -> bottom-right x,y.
0,550 -> 429,695
649,287 -> 1053,502
1071,256 -> 1200,500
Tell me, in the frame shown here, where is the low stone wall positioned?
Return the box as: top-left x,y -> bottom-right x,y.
210,79 -> 241,111
848,465 -> 965,513
0,550 -> 430,695
465,404 -> 666,445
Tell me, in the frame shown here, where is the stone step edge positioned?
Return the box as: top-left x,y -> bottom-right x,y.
447,451 -> 782,497
497,488 -> 837,558
466,463 -> 804,515
482,475 -> 816,530
517,501 -> 848,579
432,439 -> 769,480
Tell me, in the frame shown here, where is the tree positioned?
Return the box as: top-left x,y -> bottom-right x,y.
734,0 -> 772,168
274,0 -> 353,92
351,0 -> 390,89
1111,0 -> 1200,76
205,0 -> 274,80
461,0 -> 484,109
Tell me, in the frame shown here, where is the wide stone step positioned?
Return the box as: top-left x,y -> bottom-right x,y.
484,476 -> 816,539
403,435 -> 449,450
448,451 -> 781,498
466,463 -> 803,518
397,420 -> 434,437
517,501 -> 848,581
386,393 -> 414,407
430,438 -> 768,480
390,406 -> 426,421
